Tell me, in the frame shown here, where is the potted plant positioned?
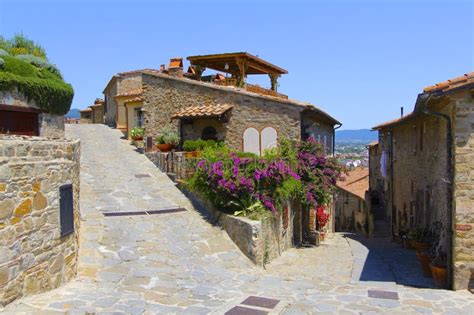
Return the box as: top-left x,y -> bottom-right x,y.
316,205 -> 330,242
430,253 -> 447,288
408,227 -> 431,251
183,140 -> 200,158
156,125 -> 179,152
130,127 -> 144,141
416,249 -> 433,277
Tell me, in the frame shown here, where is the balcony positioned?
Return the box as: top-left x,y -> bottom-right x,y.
213,78 -> 288,99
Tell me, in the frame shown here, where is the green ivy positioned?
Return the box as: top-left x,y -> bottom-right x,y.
0,54 -> 73,115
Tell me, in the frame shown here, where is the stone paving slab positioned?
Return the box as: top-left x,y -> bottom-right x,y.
2,125 -> 473,314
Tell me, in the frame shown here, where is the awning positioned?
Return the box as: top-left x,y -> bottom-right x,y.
171,104 -> 233,119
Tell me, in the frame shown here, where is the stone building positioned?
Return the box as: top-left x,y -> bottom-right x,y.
0,90 -> 65,138
370,72 -> 474,290
90,98 -> 105,124
78,99 -> 105,125
335,168 -> 371,236
0,57 -> 81,305
103,53 -> 340,153
79,108 -> 92,124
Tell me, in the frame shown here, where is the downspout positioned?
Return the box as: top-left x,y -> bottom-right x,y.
333,123 -> 342,156
388,130 -> 394,239
418,93 -> 454,289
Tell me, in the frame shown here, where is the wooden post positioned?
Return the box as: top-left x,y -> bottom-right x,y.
235,57 -> 247,87
269,73 -> 279,91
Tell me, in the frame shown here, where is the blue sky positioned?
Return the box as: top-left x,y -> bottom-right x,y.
1,0 -> 472,129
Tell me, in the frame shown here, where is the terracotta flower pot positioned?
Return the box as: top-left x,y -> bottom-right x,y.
156,144 -> 173,152
412,241 -> 431,251
320,231 -> 326,242
416,250 -> 432,277
430,263 -> 447,288
184,151 -> 198,158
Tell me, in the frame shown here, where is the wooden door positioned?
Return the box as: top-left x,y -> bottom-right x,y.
0,107 -> 39,136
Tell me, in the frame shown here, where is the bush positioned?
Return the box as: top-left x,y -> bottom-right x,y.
130,127 -> 144,139
155,125 -> 179,145
5,34 -> 47,59
186,137 -> 344,219
0,55 -> 73,115
16,54 -> 62,79
0,58 -> 4,69
182,139 -> 223,151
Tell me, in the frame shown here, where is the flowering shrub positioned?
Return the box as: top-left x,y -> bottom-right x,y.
316,205 -> 330,229
187,137 -> 343,219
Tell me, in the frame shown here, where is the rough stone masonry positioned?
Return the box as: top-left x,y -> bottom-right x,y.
0,135 -> 80,306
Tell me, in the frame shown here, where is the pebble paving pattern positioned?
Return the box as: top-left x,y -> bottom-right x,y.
2,124 -> 473,314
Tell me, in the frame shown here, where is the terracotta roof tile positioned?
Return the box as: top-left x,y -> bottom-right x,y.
115,88 -> 143,98
372,112 -> 415,130
172,104 -> 233,119
337,167 -> 369,199
423,72 -> 474,93
124,96 -> 143,103
117,68 -> 160,76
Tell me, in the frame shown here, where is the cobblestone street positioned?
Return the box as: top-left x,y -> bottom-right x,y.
2,124 -> 473,314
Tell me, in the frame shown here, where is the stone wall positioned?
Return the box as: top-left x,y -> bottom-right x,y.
183,189 -> 295,266
142,73 -> 333,152
0,90 -> 65,137
39,113 -> 65,138
374,113 -> 449,248
104,73 -> 142,128
390,114 -> 449,246
0,135 -> 80,306
452,91 -> 474,290
335,188 -> 370,236
104,81 -> 118,127
91,107 -> 104,124
301,112 -> 335,154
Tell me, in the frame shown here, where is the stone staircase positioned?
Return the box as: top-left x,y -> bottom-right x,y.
373,219 -> 391,238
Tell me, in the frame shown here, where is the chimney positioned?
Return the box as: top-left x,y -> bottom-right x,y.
168,57 -> 183,77
401,106 -> 404,117
160,64 -> 166,73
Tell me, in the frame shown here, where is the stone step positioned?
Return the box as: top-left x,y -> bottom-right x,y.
373,220 -> 391,238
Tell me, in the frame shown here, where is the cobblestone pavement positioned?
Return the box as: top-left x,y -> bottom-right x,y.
2,125 -> 473,314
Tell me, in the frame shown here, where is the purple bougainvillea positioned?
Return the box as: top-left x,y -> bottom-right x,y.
189,137 -> 343,216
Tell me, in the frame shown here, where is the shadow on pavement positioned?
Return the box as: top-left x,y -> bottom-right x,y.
343,233 -> 436,289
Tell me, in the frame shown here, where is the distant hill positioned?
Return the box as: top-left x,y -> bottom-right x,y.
65,108 -> 80,118
336,129 -> 378,143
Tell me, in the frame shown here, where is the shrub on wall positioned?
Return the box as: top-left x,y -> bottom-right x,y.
0,44 -> 73,115
186,138 -> 344,220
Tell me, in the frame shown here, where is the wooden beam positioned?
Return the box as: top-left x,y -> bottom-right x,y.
0,104 -> 42,113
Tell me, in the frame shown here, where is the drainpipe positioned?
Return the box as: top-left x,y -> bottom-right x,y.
333,123 -> 342,156
418,93 -> 454,289
387,130 -> 395,239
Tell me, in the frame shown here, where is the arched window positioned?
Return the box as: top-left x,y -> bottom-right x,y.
243,127 -> 260,155
201,126 -> 217,140
261,127 -> 277,152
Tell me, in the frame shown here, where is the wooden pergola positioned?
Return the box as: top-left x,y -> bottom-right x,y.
187,52 -> 288,91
